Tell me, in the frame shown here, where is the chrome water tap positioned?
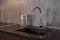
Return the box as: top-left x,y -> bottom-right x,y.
32,7 -> 41,27
33,7 -> 41,13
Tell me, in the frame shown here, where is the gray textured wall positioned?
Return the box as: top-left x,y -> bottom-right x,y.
53,0 -> 60,27
32,0 -> 53,26
0,0 -> 53,26
0,0 -> 30,23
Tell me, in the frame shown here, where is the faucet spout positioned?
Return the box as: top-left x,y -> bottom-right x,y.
32,7 -> 41,27
33,7 -> 41,13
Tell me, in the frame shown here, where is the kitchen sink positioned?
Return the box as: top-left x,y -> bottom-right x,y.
17,26 -> 49,35
17,28 -> 40,35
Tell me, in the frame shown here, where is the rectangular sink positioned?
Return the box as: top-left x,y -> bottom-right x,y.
16,26 -> 48,35
17,28 -> 40,35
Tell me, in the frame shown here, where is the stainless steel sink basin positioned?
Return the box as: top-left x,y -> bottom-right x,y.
17,25 -> 50,35
17,28 -> 40,35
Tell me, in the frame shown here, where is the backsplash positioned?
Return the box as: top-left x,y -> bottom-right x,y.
52,0 -> 60,27
0,0 -> 56,27
0,0 -> 31,23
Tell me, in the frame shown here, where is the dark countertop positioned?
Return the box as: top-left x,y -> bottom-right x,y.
0,24 -> 40,39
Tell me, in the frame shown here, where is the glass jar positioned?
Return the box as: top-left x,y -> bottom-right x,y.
19,14 -> 27,29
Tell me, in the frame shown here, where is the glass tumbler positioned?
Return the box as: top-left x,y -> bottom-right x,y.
19,14 -> 28,29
